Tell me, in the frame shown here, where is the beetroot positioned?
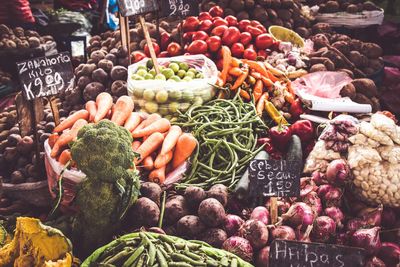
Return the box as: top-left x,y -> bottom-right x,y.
201,228 -> 227,248
224,214 -> 244,237
198,198 -> 226,227
222,236 -> 253,262
239,219 -> 269,250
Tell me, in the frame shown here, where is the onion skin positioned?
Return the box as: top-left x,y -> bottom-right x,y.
256,246 -> 270,267
224,214 -> 245,237
311,216 -> 336,243
318,185 -> 343,207
222,236 -> 254,262
302,191 -> 322,216
311,171 -> 327,185
250,206 -> 270,225
239,219 -> 269,250
335,231 -> 349,246
365,257 -> 386,267
377,242 -> 400,266
324,206 -> 344,228
300,177 -> 318,197
265,199 -> 291,216
358,205 -> 383,227
351,227 -> 382,255
271,225 -> 296,241
325,159 -> 350,185
346,218 -> 368,233
282,202 -> 315,229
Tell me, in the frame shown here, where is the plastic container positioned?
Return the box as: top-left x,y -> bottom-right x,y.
315,9 -> 384,29
269,26 -> 305,48
127,55 -> 217,118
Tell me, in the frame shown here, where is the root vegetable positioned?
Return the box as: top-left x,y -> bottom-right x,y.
250,206 -> 269,225
311,216 -> 336,242
16,136 -> 34,154
131,197 -> 160,227
164,195 -> 189,225
351,227 -> 381,255
198,198 -> 226,227
239,219 -> 269,249
324,206 -> 344,228
271,225 -> 296,241
184,186 -> 207,210
282,202 -> 315,229
140,182 -> 162,206
176,215 -> 205,238
222,236 -> 253,262
377,242 -> 400,266
224,214 -> 245,237
207,184 -> 228,207
201,228 -> 228,248
7,134 -> 21,146
325,159 -> 350,185
358,205 -> 383,227
256,246 -> 270,267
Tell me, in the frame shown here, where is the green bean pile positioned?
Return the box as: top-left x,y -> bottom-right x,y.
82,231 -> 253,267
175,94 -> 267,189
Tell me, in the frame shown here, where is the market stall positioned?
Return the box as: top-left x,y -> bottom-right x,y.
0,0 -> 399,266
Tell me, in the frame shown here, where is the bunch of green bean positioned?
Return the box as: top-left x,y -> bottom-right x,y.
82,231 -> 253,267
174,94 -> 267,189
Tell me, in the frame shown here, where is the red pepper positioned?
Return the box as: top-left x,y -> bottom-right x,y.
269,123 -> 292,152
257,138 -> 283,159
289,99 -> 304,119
290,120 -> 314,143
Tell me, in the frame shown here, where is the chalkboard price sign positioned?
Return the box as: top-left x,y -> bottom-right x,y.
269,240 -> 366,267
248,160 -> 301,197
16,52 -> 74,101
118,0 -> 159,17
160,0 -> 200,18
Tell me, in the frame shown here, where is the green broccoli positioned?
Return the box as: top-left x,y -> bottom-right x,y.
70,119 -> 140,255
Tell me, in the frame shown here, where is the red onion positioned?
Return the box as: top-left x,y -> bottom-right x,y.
295,225 -> 313,243
239,219 -> 269,250
351,227 -> 382,255
265,199 -> 291,216
224,214 -> 245,237
318,185 -> 343,207
346,218 -> 368,233
271,225 -> 296,241
324,206 -> 344,228
222,236 -> 253,262
377,242 -> 400,266
335,231 -> 349,245
311,171 -> 327,185
302,191 -> 323,216
311,216 -> 336,243
381,208 -> 397,228
365,257 -> 386,267
325,159 -> 350,185
317,184 -> 334,197
250,206 -> 270,225
256,246 -> 270,267
300,177 -> 318,197
358,205 -> 383,227
282,202 -> 315,229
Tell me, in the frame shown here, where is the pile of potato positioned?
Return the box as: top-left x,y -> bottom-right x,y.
0,24 -> 54,51
309,23 -> 383,78
0,105 -> 57,185
306,0 -> 380,13
0,69 -> 11,85
201,0 -> 312,37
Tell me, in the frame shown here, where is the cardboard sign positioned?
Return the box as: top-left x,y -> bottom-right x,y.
16,52 -> 74,101
160,0 -> 200,18
249,160 -> 301,197
269,240 -> 366,267
118,0 -> 159,17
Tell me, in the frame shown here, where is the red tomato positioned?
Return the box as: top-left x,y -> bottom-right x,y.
160,32 -> 171,50
182,16 -> 199,32
182,32 -> 194,43
198,12 -> 212,21
250,20 -> 261,26
222,26 -> 240,46
239,32 -> 252,46
231,43 -> 244,58
225,15 -> 238,27
158,51 -> 169,58
209,6 -> 224,17
198,19 -> 213,33
144,42 -> 160,57
257,49 -> 268,60
206,36 -> 222,53
246,25 -> 263,37
213,18 -> 229,27
243,47 -> 257,60
187,40 -> 208,54
216,58 -> 224,70
192,31 -> 209,41
211,25 -> 228,37
238,19 -> 251,32
255,24 -> 267,33
167,42 -> 182,56
131,51 -> 146,63
255,33 -> 274,50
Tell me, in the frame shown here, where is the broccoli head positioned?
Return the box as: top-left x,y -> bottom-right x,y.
71,119 -> 136,182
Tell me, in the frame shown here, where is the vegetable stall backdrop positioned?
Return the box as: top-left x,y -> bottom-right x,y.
0,0 -> 400,267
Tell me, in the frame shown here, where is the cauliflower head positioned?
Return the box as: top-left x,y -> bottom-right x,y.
71,120 -> 136,182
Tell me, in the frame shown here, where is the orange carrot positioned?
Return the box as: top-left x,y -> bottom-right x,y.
242,60 -> 271,80
94,92 -> 113,122
253,79 -> 263,102
250,71 -> 262,80
217,46 -> 232,86
124,112 -> 142,132
172,133 -> 197,169
53,109 -> 89,133
58,149 -> 72,165
111,96 -> 134,126
161,125 -> 182,155
231,57 -> 242,68
228,67 -> 243,77
135,132 -> 164,163
261,76 -> 274,88
51,119 -> 88,158
239,89 -> 251,100
132,118 -> 171,138
148,165 -> 166,184
256,92 -> 268,116
231,67 -> 249,90
154,150 -> 173,169
48,133 -> 59,148
133,113 -> 161,134
85,101 -> 97,122
143,156 -> 154,171
132,140 -> 141,151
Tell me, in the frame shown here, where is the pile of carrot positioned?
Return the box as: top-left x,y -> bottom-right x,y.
216,46 -> 296,116
47,92 -> 197,184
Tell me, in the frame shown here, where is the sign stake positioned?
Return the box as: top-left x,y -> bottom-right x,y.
119,13 -> 128,51
48,96 -> 60,126
139,15 -> 160,74
270,197 -> 278,224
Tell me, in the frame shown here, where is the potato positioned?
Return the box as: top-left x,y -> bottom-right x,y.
245,0 -> 255,9
332,41 -> 350,55
110,80 -> 127,97
177,215 -> 205,238
110,66 -> 128,81
346,4 -> 358,13
352,93 -> 373,105
79,64 -> 97,77
4,39 -> 16,49
7,133 -> 21,146
16,156 -> 29,168
201,228 -> 228,248
98,59 -> 114,73
368,58 -> 383,72
28,37 -> 40,48
253,8 -> 268,23
311,34 -> 330,49
165,195 -> 189,225
370,97 -> 381,112
312,23 -> 331,35
337,68 -> 354,78
77,76 -> 92,90
11,170 -> 25,184
0,24 -> 11,35
271,0 -> 281,8
104,53 -> 117,65
184,186 -> 207,210
16,136 -> 34,154
92,68 -> 108,83
277,9 -> 292,20
363,1 -> 378,11
17,40 -> 29,49
198,198 -> 226,227
362,43 -> 382,58
352,78 -> 378,98
83,82 -> 105,101
348,51 -> 363,68
207,184 -> 228,207
131,197 -> 160,227
0,130 -> 9,141
340,83 -> 356,98
310,64 -> 327,72
0,140 -> 7,153
118,57 -> 129,68
140,182 -> 162,206
3,147 -> 18,162
325,1 -> 340,13
295,27 -> 310,38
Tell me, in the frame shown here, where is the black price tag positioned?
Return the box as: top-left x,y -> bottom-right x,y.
248,159 -> 301,197
269,240 -> 366,267
16,52 -> 74,101
160,0 -> 199,18
118,0 -> 159,17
